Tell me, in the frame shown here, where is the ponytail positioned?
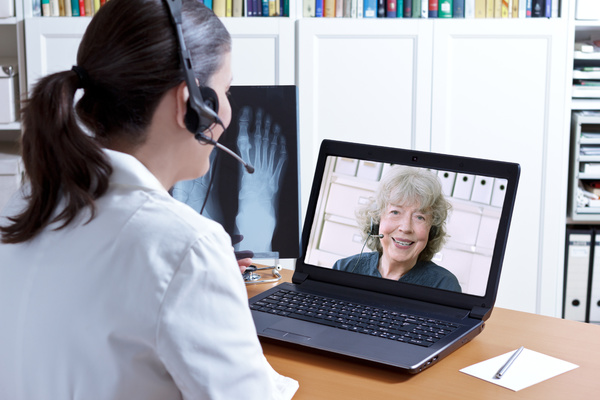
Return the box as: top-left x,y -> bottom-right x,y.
0,70 -> 112,244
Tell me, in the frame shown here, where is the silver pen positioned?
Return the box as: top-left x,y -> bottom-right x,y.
494,346 -> 525,379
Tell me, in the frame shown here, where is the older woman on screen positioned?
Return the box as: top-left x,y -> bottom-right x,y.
333,166 -> 462,292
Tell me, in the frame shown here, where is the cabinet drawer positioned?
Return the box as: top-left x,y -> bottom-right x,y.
325,182 -> 375,220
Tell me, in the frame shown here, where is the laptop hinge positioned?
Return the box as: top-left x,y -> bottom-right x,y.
292,271 -> 309,284
469,306 -> 491,320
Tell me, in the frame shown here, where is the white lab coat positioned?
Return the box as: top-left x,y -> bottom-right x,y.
0,149 -> 298,400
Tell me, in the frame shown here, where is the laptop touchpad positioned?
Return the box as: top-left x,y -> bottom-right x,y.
265,319 -> 331,341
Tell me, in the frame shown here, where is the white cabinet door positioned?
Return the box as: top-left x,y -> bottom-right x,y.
430,19 -> 569,314
24,17 -> 90,91
297,19 -> 434,212
221,18 -> 295,86
24,17 -> 295,91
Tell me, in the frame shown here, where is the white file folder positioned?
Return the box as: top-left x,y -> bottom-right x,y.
491,178 -> 508,208
334,157 -> 358,176
437,171 -> 456,197
471,176 -> 494,204
564,230 -> 592,322
452,173 -> 474,200
356,161 -> 382,181
589,230 -> 600,324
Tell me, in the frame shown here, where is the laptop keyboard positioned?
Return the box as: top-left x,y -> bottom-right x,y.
250,289 -> 459,348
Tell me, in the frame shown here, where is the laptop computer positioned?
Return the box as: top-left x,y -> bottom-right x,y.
249,139 -> 520,373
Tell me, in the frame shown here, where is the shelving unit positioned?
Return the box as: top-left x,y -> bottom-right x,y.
567,6 -> 600,222
0,1 -> 25,144
568,111 -> 600,221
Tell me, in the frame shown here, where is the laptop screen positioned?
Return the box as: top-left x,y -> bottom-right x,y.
297,140 -> 519,306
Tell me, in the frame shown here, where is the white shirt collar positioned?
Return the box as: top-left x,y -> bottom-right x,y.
103,149 -> 166,193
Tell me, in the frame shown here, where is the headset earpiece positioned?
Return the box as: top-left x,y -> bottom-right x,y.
369,218 -> 382,238
184,86 -> 219,136
165,0 -> 220,139
429,225 -> 438,241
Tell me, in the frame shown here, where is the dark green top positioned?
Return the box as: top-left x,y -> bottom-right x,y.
332,251 -> 462,292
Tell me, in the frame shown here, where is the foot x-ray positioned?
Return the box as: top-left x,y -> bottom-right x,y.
172,86 -> 300,259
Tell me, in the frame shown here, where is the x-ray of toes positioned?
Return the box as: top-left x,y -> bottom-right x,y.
172,86 -> 300,259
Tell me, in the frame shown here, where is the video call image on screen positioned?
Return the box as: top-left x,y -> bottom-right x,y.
171,86 -> 300,260
304,156 -> 508,296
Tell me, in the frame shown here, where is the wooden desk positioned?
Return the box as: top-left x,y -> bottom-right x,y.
247,269 -> 600,399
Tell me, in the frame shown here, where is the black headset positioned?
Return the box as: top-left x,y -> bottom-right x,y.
163,0 -> 255,174
369,218 -> 383,238
164,0 -> 221,143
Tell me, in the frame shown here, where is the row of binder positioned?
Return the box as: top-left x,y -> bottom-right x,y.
437,171 -> 507,208
564,228 -> 600,324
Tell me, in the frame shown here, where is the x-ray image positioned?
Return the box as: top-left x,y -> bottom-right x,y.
172,86 -> 300,259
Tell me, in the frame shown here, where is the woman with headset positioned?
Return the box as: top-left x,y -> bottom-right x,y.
333,166 -> 462,292
0,0 -> 297,398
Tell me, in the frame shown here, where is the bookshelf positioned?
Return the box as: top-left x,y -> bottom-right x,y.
567,6 -> 600,223
568,111 -> 600,222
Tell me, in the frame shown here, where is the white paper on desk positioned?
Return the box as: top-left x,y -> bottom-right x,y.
460,348 -> 579,391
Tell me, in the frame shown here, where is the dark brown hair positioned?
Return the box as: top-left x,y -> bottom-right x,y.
1,0 -> 231,243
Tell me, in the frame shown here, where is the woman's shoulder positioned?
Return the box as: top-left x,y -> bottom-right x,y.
416,260 -> 462,291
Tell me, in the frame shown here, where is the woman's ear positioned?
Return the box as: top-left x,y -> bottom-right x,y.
175,81 -> 189,130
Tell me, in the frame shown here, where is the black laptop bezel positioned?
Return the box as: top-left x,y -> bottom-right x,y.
293,140 -> 520,319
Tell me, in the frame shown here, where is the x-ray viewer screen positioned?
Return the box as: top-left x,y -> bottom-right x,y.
172,86 -> 300,259
304,156 -> 507,296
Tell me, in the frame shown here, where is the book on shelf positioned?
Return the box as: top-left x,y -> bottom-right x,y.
336,0 -> 343,17
343,0 -> 352,17
438,0 -> 452,17
531,0 -> 543,17
233,0 -> 243,16
303,0 -> 315,16
411,0 -> 419,17
464,0 -> 474,17
71,0 -> 79,16
403,0 -> 411,16
50,0 -> 59,16
213,0 -> 226,16
485,0 -> 493,17
420,0 -> 428,17
324,0 -> 335,16
364,0 -> 377,17
387,0 -> 397,17
525,0 -> 531,16
453,0 -> 464,17
428,0 -> 437,16
378,0 -> 386,17
315,0 -> 323,16
85,0 -> 93,15
501,0 -> 508,17
474,0 -> 484,17
493,0 -> 501,17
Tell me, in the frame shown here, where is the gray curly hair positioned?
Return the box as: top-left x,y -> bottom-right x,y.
356,166 -> 451,262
